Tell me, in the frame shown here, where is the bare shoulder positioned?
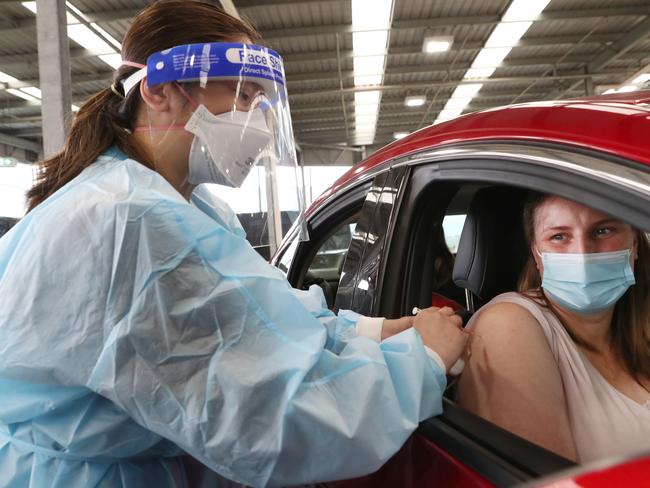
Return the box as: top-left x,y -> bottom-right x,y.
469,300 -> 549,352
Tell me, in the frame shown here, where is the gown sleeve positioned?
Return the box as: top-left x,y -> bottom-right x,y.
87,197 -> 447,487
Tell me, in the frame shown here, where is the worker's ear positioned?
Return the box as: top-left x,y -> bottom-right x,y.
139,80 -> 187,115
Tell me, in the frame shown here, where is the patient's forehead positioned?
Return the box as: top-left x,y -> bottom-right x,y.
534,197 -> 618,232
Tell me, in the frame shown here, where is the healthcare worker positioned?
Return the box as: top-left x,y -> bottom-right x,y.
0,1 -> 467,487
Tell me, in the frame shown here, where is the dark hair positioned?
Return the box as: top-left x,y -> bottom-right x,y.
518,191 -> 650,378
27,0 -> 261,211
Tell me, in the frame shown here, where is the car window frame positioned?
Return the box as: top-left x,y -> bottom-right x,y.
273,179 -> 372,295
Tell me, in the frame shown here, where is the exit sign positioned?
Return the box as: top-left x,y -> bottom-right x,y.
0,157 -> 17,167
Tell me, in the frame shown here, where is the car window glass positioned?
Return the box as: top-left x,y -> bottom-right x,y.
306,223 -> 356,276
442,214 -> 466,254
302,220 -> 357,309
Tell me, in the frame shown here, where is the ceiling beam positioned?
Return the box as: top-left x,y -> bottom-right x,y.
1,32 -> 629,75
0,7 -> 140,36
283,37 -> 638,65
262,7 -> 650,41
288,72 -> 618,99
0,131 -> 40,152
554,14 -> 650,98
287,53 -> 638,84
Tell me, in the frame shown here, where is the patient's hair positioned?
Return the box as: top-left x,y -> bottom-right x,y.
518,191 -> 650,379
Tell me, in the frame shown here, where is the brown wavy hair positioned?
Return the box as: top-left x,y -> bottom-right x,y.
518,192 -> 650,378
26,0 -> 260,211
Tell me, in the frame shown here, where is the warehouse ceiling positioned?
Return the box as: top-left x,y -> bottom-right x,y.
1,0 -> 649,159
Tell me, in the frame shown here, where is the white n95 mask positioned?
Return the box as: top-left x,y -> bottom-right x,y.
185,105 -> 272,187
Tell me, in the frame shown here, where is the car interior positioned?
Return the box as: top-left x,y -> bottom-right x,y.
299,218 -> 358,307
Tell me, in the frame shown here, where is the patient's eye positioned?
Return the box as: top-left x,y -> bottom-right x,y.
594,226 -> 614,237
550,233 -> 566,241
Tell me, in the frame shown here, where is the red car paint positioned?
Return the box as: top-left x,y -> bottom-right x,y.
328,435 -> 494,488
535,453 -> 650,488
308,91 -> 650,217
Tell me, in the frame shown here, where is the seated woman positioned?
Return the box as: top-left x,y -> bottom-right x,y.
457,192 -> 650,463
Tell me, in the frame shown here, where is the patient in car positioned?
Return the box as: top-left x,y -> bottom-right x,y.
457,192 -> 650,463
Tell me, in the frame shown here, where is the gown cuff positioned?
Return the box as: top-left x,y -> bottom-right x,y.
355,316 -> 384,343
424,346 -> 447,374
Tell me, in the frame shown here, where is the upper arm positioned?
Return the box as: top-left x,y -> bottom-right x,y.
456,302 -> 577,461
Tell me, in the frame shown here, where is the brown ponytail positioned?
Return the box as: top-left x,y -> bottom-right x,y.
27,0 -> 260,211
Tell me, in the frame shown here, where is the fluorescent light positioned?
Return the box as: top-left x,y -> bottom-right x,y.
405,95 -> 426,107
98,54 -> 122,69
354,74 -> 383,86
485,22 -> 532,48
19,86 -> 42,99
393,132 -> 409,139
422,35 -> 453,53
71,104 -> 80,111
440,0 -> 548,128
471,47 -> 512,68
443,97 -> 472,110
437,108 -> 463,120
352,0 -> 392,145
6,88 -> 39,102
464,67 -> 496,79
632,74 -> 650,85
502,0 -> 551,21
355,103 -> 379,115
603,88 -> 617,94
67,24 -> 114,54
352,0 -> 392,30
451,83 -> 483,98
355,90 -> 382,105
353,31 -> 389,56
353,56 -> 385,86
23,2 -> 122,70
617,85 -> 637,93
0,71 -> 19,83
21,1 -> 36,13
355,114 -> 379,125
22,2 -> 76,23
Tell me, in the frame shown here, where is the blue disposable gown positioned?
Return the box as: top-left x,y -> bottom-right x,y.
0,148 -> 446,487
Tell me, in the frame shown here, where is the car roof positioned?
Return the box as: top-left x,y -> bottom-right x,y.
308,90 -> 650,216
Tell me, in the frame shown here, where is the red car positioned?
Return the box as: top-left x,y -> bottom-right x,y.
272,91 -> 650,487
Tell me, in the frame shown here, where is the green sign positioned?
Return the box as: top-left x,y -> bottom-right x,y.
0,156 -> 17,167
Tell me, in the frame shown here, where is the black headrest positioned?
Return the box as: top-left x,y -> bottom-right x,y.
452,187 -> 529,303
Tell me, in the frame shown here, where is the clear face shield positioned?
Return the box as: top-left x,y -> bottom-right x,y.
122,43 -> 308,255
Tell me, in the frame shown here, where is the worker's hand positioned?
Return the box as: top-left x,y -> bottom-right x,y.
381,316 -> 415,341
414,306 -> 468,372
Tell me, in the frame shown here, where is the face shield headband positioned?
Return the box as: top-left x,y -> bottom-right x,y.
121,42 -> 285,99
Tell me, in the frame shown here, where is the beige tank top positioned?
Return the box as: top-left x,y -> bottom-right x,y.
472,292 -> 650,463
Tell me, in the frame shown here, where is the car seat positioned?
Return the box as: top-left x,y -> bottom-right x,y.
452,186 -> 530,313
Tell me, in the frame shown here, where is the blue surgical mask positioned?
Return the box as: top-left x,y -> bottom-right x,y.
538,248 -> 636,314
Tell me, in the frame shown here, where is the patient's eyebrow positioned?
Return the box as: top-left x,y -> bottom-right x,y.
542,219 -> 621,233
541,225 -> 571,232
